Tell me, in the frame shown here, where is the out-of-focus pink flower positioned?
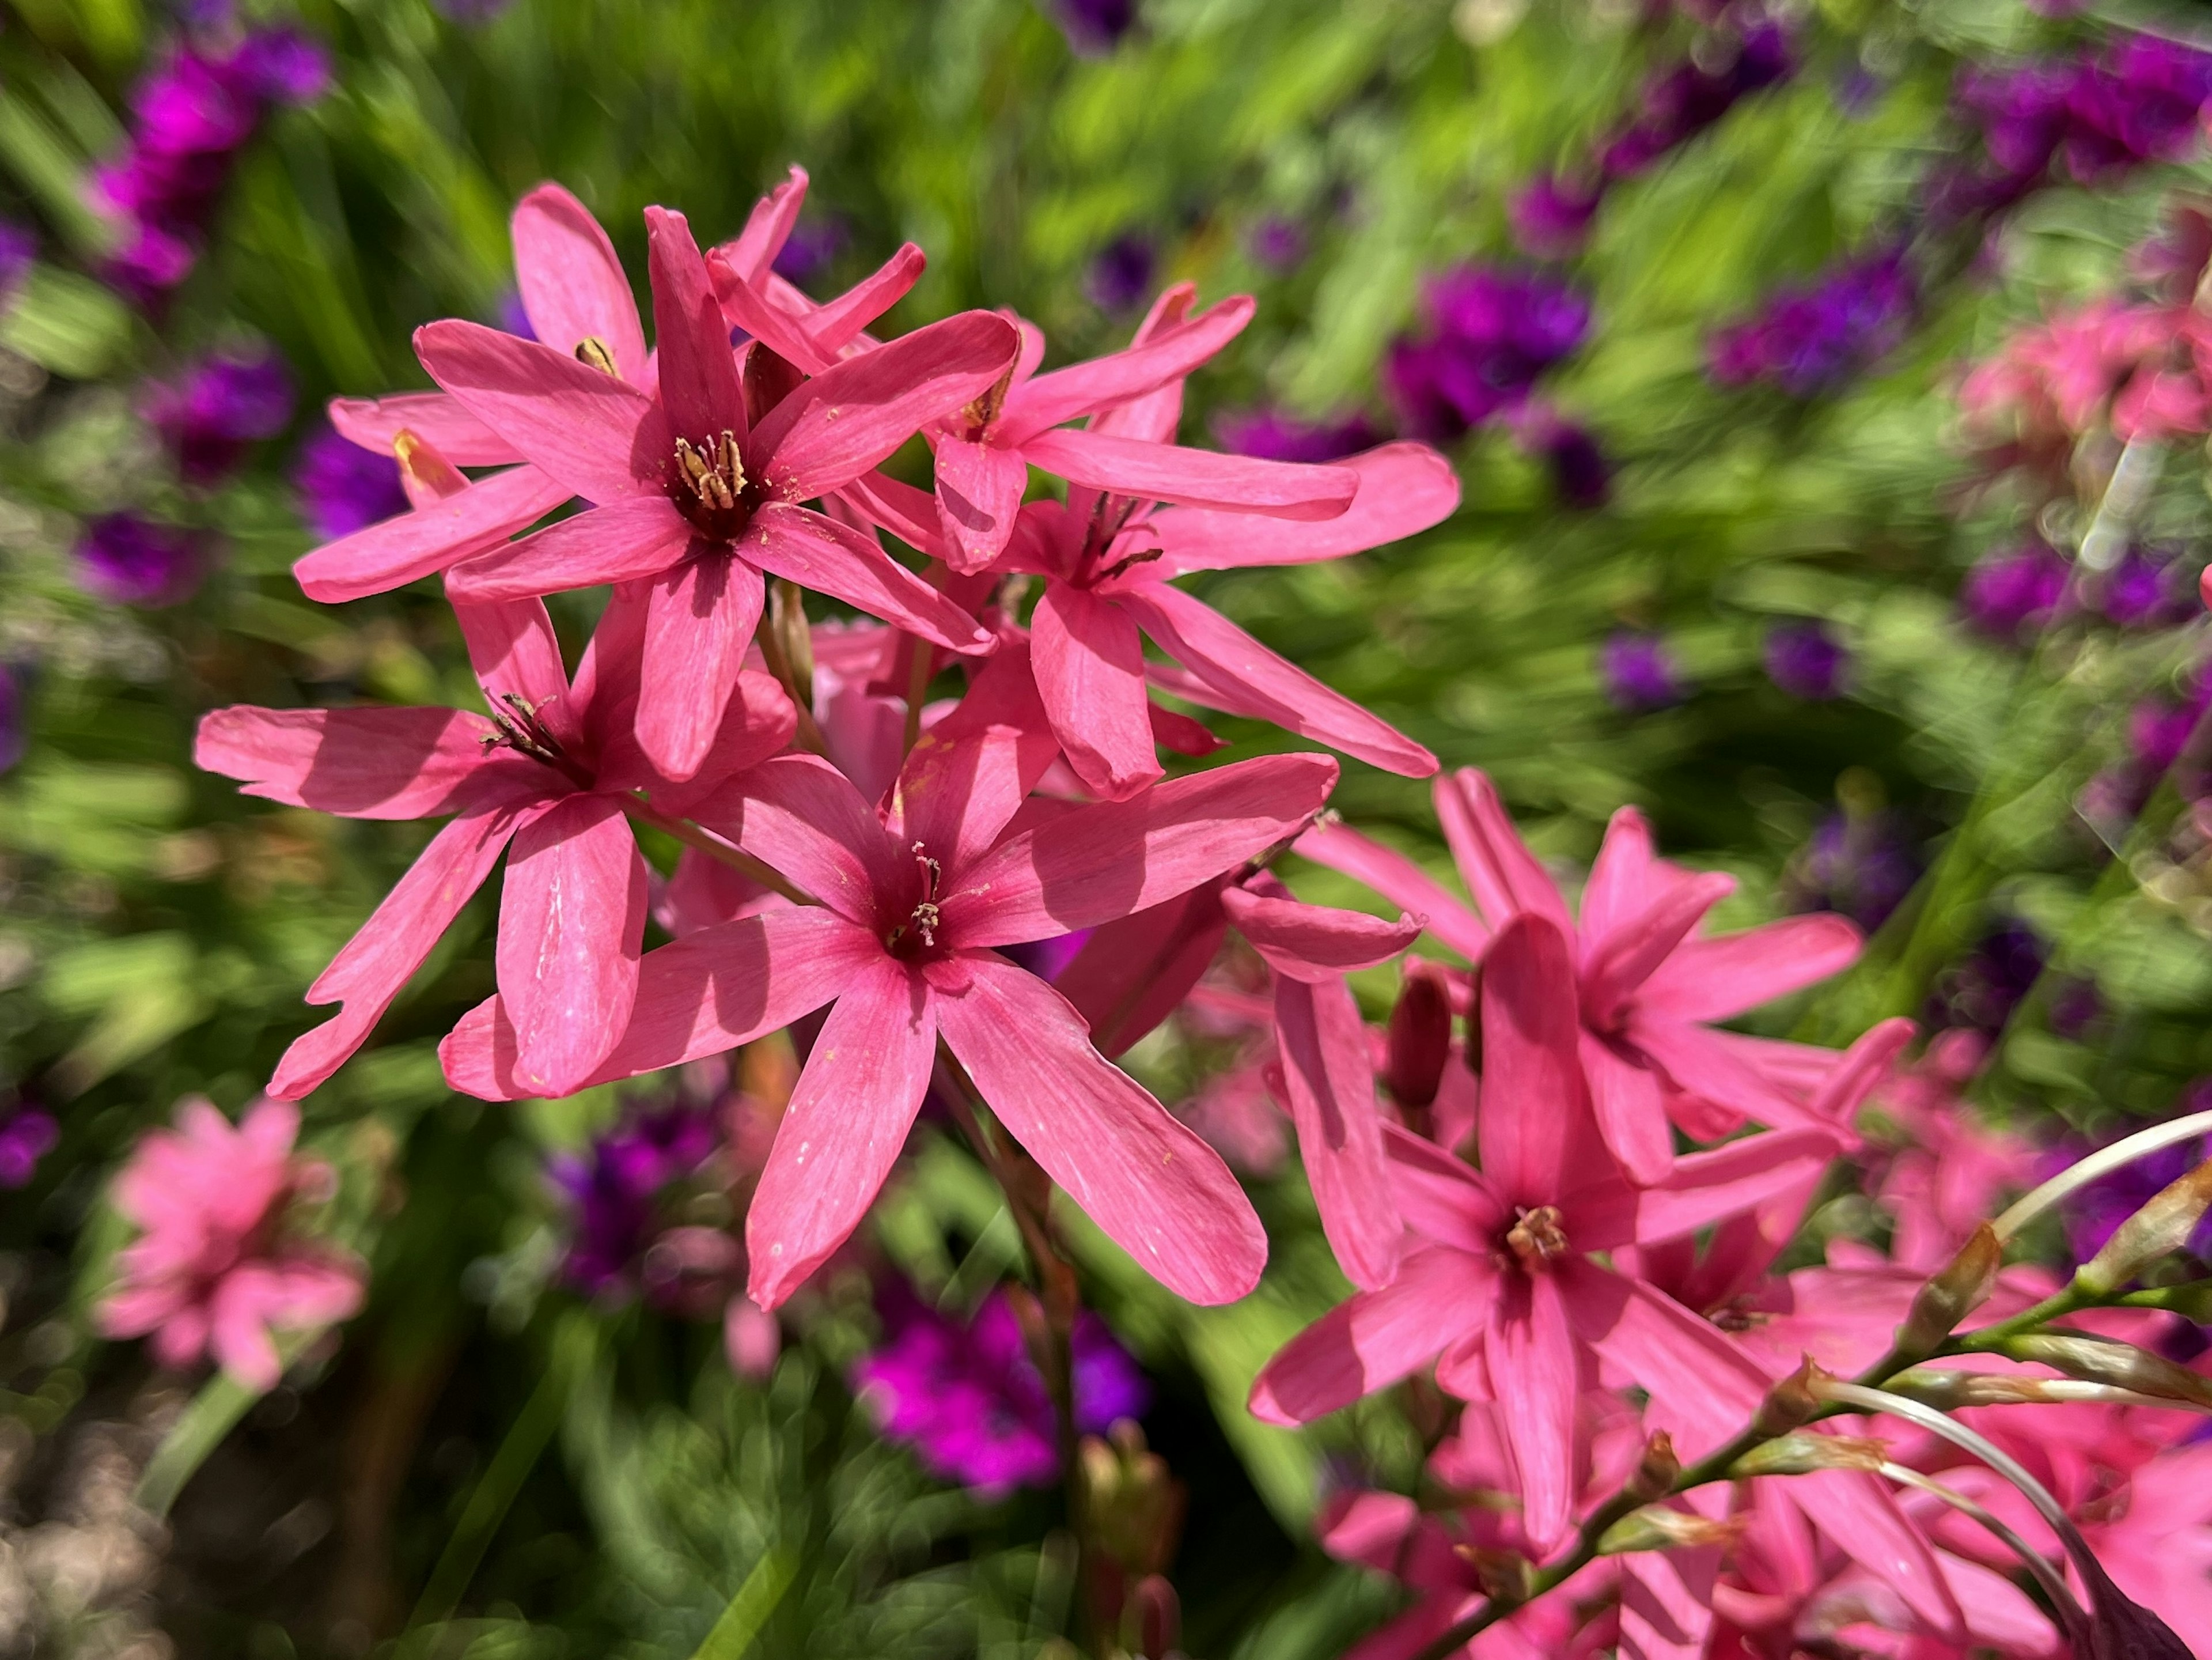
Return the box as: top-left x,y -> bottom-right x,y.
99,1097 -> 363,1391
1866,1030 -> 2040,1271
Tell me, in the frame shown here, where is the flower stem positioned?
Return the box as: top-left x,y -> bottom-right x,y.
623,797 -> 817,907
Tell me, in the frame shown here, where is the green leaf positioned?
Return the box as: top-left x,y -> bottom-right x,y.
685,1543 -> 800,1660
0,264 -> 132,379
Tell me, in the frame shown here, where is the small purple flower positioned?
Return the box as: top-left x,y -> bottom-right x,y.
1086,235 -> 1156,313
853,1284 -> 1149,1495
1708,247 -> 1915,395
131,49 -> 258,156
291,425 -> 410,541
548,1102 -> 722,1300
143,348 -> 295,485
2049,1102 -> 2212,1268
73,514 -> 206,607
1509,173 -> 1603,259
1212,407 -> 1380,464
2100,546 -> 2195,629
772,217 -> 850,290
103,223 -> 198,305
1787,810 -> 1922,931
1930,920 -> 2046,1035
1957,540 -> 2069,642
2049,976 -> 2105,1039
1386,265 -> 1591,440
1247,216 -> 1307,274
0,219 -> 36,309
1531,418 -> 1610,508
2062,35 -> 2212,183
1599,630 -> 1684,711
1599,20 -> 1795,184
0,1107 -> 56,1189
1053,0 -> 1137,55
0,665 -> 22,776
225,28 -> 332,105
1764,620 -> 1849,699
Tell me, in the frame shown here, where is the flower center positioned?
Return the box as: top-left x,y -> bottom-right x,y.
886,842 -> 945,959
669,431 -> 753,540
482,693 -> 571,771
1506,1205 -> 1569,1266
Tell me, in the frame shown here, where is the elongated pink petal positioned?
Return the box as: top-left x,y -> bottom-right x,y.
1052,882 -> 1231,1058
1783,1472 -> 1966,1641
444,907 -> 879,1099
208,1272 -> 285,1391
807,243 -> 926,349
1568,1127 -> 1837,1250
637,553 -> 767,782
1486,1272 -> 1581,1549
1274,974 -> 1402,1290
1222,880 -> 1419,983
1579,1028 -> 1674,1186
295,463 -> 571,603
834,470 -> 948,559
1030,583 -> 1160,801
932,433 -> 1031,574
454,599 -> 574,741
887,638 -> 1060,875
1581,871 -> 1736,1031
1115,582 -> 1437,777
997,294 -> 1256,445
445,494 -> 696,604
1433,769 -> 1575,939
715,165 -> 808,283
495,795 -> 648,1096
747,958 -> 937,1308
1293,821 -> 1489,961
1086,284 -> 1196,446
1805,1016 -> 1915,1134
1381,1124 -> 1512,1254
1479,914 -> 1591,1209
1578,805 -> 1664,951
755,312 -> 1019,500
1025,428 -> 1356,520
939,953 -> 1264,1303
705,256 -> 837,373
272,804 -> 533,1098
942,752 -> 1337,947
195,704 -> 544,819
690,753 -> 902,927
647,207 -> 748,441
1619,1549 -> 1718,1660
414,319 -> 666,503
1249,1246 -> 1499,1424
1560,1260 -> 1769,1461
512,183 -> 648,381
1628,1015 -> 1797,1129
1153,443 -> 1460,577
329,392 -> 521,468
747,505 -> 991,654
1635,913 -> 1864,1023
605,669 -> 795,812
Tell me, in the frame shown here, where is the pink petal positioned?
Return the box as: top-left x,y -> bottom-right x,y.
444,907 -> 880,1099
495,795 -> 649,1097
835,470 -> 948,559
1784,1472 -> 1965,1641
209,1273 -> 284,1392
1579,1028 -> 1674,1186
689,753 -> 902,928
444,494 -> 696,604
1635,913 -> 1864,1023
941,751 -> 1338,948
1152,443 -> 1461,577
1052,882 -> 1232,1058
195,704 -> 541,819
1805,1016 -> 1915,1133
1274,974 -> 1403,1290
329,392 -> 521,468
294,463 -> 571,603
938,953 -> 1266,1304
1570,1127 -> 1836,1249
414,319 -> 666,504
646,207 -> 748,441
754,312 -> 1019,501
1433,769 -> 1575,940
1024,428 -> 1357,520
1627,1016 -> 1797,1129
806,242 -> 927,350
1115,582 -> 1437,777
603,669 -> 796,811
1581,871 -> 1736,1031
1030,583 -> 1161,801
1478,914 -> 1591,1209
454,599 -> 574,740
887,638 -> 1061,874
747,959 -> 936,1308
932,433 -> 1031,574
1560,1260 -> 1767,1460
706,256 -> 837,373
1380,1123 -> 1511,1254
1249,1246 -> 1499,1424
1222,879 -> 1419,983
1293,821 -> 1490,961
747,505 -> 993,655
1086,284 -> 1197,445
637,553 -> 767,782
713,165 -> 808,283
1578,805 -> 1664,950
1485,1270 -> 1582,1549
996,294 -> 1256,445
512,182 -> 648,381
272,804 -> 532,1098
1619,1549 -> 1718,1660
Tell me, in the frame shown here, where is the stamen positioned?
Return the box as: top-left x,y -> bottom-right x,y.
908,842 -> 944,948
1506,1205 -> 1568,1264
574,336 -> 619,375
671,432 -> 747,523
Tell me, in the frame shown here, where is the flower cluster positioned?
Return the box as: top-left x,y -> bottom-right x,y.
1709,245 -> 1916,395
142,346 -> 294,486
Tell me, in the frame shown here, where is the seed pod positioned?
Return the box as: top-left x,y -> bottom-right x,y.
1385,958 -> 1453,1110
2002,1332 -> 2212,1410
1896,1223 -> 2001,1356
1626,1431 -> 1679,1502
1752,1355 -> 1829,1436
1595,1506 -> 1744,1556
1728,1432 -> 1888,1478
2077,1155 -> 2212,1295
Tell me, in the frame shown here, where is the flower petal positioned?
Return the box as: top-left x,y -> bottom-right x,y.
1433,769 -> 1574,940
1025,428 -> 1357,520
887,637 -> 1062,874
1578,805 -> 1665,951
747,505 -> 993,655
1153,443 -> 1460,577
1627,1016 -> 1797,1128
932,432 -> 1031,574
805,242 -> 927,350
637,552 -> 767,782
454,599 -> 574,739
1635,914 -> 1864,1023
194,704 -> 542,819
705,256 -> 837,373
1293,820 -> 1490,961
1485,1271 -> 1582,1549
512,182 -> 649,381
713,164 -> 808,283
689,753 -> 902,927
329,392 -> 521,467
1582,871 -> 1736,1030
1030,583 -> 1161,801
646,206 -> 748,441
1479,914 -> 1593,1209
1222,879 -> 1419,983
1579,1028 -> 1674,1186
1249,1246 -> 1499,1424
445,494 -> 696,604
1561,1260 -> 1767,1460
294,463 -> 571,603
1052,882 -> 1232,1058
1274,974 -> 1403,1290
997,294 -> 1255,445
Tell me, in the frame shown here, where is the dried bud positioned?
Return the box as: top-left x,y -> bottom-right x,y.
1728,1432 -> 1888,1478
1595,1506 -> 1745,1556
1878,1366 -> 2161,1409
2002,1332 -> 2212,1411
1752,1355 -> 1830,1437
1896,1223 -> 2002,1356
1626,1431 -> 1679,1501
2078,1156 -> 2212,1295
1385,959 -> 1453,1111
1451,1544 -> 1535,1603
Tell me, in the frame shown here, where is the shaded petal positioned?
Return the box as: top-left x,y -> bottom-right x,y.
329,392 -> 520,468
1579,1028 -> 1673,1187
495,795 -> 649,1097
1581,871 -> 1736,1030
940,953 -> 1267,1305
1578,805 -> 1665,951
194,704 -> 542,819
1636,914 -> 1863,1023
932,433 -> 1031,574
706,256 -> 836,373
443,907 -> 878,1099
1223,880 -> 1419,983
1628,1016 -> 1797,1128
1085,283 -> 1197,446
1619,1549 -> 1718,1660
1381,1123 -> 1512,1254
747,505 -> 993,655
1486,1272 -> 1581,1549
294,463 -> 571,603
748,959 -> 937,1308
1434,769 -> 1574,939
1025,428 -> 1357,520
887,637 -> 1061,874
1274,974 -> 1402,1290
834,469 -> 948,559
1052,882 -> 1231,1058
637,553 -> 767,782
1561,1260 -> 1767,1460
1031,583 -> 1160,801
1294,820 -> 1490,961
997,294 -> 1256,445
512,182 -> 648,381
454,599 -> 574,741
646,206 -> 747,440
1478,914 -> 1590,1209
1567,1128 -> 1838,1250
1249,1246 -> 1499,1424
1784,1472 -> 1966,1642
689,753 -> 901,927
1153,443 -> 1460,577
1804,1017 -> 1915,1139
605,668 -> 795,811
941,752 -> 1338,947
445,494 -> 695,604
806,242 -> 927,350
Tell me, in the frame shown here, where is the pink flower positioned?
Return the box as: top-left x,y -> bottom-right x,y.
195,596 -> 796,1099
99,1097 -> 363,1392
442,651 -> 1340,1310
1249,914 -> 1835,1547
1868,1029 -> 2040,1272
1300,769 -> 1863,1182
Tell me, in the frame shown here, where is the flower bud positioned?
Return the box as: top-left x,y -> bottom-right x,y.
1752,1355 -> 1829,1437
1080,1420 -> 1185,1580
1594,1506 -> 1745,1556
2077,1155 -> 2212,1295
1385,959 -> 1453,1111
2002,1332 -> 2212,1410
1879,1366 -> 2161,1409
1127,1573 -> 1180,1660
768,577 -> 816,713
1896,1223 -> 2002,1356
1727,1432 -> 1887,1478
1450,1544 -> 1533,1603
1625,1431 -> 1679,1501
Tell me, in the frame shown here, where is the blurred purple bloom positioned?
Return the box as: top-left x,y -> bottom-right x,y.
1531,418 -> 1610,508
772,217 -> 849,290
291,425 -> 409,540
0,1108 -> 56,1189
1789,810 -> 1922,931
225,28 -> 331,104
548,1102 -> 721,1299
103,223 -> 198,304
2101,546 -> 2195,629
854,1285 -> 1149,1494
1599,630 -> 1684,711
2048,976 -> 2105,1040
1509,173 -> 1602,259
1764,620 -> 1849,699
1247,216 -> 1306,273
2048,1103 -> 2212,1268
1386,265 -> 1590,440
1709,247 -> 1915,395
0,219 -> 36,308
1054,0 -> 1137,54
1087,235 -> 1156,312
1930,920 -> 2046,1035
1957,540 -> 2068,641
1597,20 -> 1794,184
73,514 -> 206,607
1213,407 -> 1380,464
143,348 -> 294,485
494,288 -> 537,341
0,665 -> 22,776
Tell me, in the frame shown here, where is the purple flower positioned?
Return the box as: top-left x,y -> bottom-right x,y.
1386,265 -> 1591,440
2101,547 -> 2195,629
1531,418 -> 1610,508
1598,20 -> 1795,184
548,1102 -> 722,1299
1086,235 -> 1156,313
1053,0 -> 1137,54
1708,247 -> 1915,395
1509,173 -> 1603,259
0,665 -> 22,776
853,1284 -> 1150,1495
131,49 -> 258,155
291,425 -> 410,540
225,28 -> 332,105
1247,216 -> 1308,273
1599,630 -> 1684,711
103,223 -> 198,304
1764,620 -> 1849,699
1957,540 -> 2069,642
2049,976 -> 2105,1039
2127,674 -> 2212,776
1930,920 -> 2046,1035
0,219 -> 36,309
2049,1103 -> 2212,1268
1788,810 -> 1922,931
2063,36 -> 2212,182
772,217 -> 849,290
73,514 -> 206,607
0,1108 -> 56,1189
1212,407 -> 1380,464
494,288 -> 537,341
143,348 -> 294,485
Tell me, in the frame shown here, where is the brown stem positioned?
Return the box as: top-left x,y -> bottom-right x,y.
623,797 -> 817,907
